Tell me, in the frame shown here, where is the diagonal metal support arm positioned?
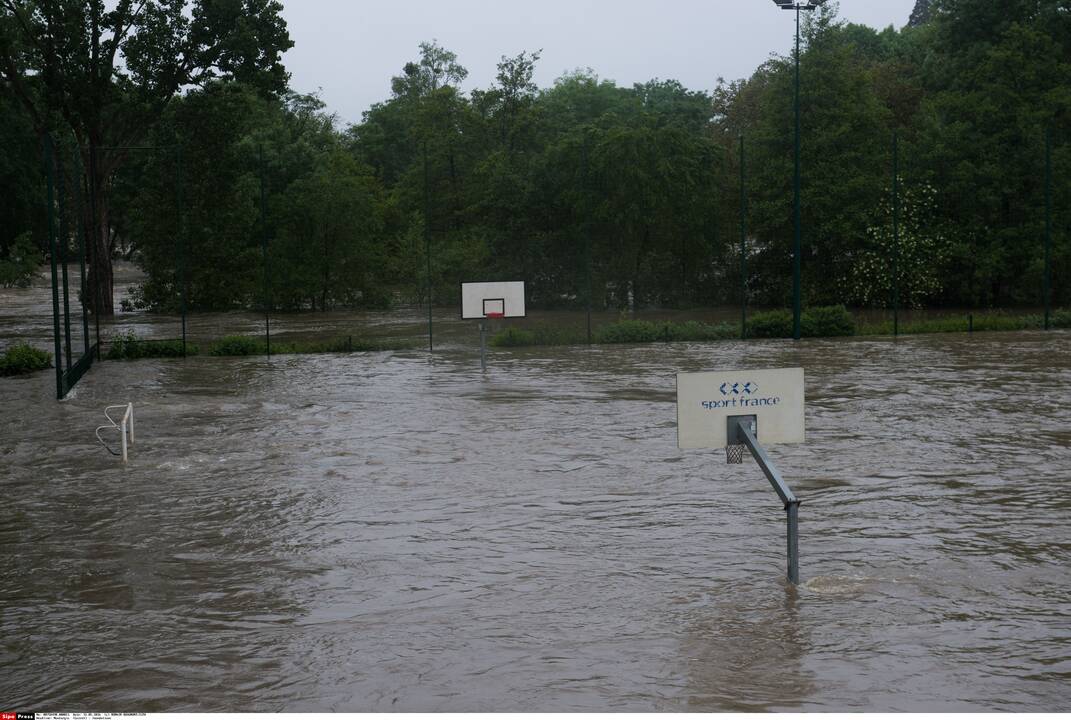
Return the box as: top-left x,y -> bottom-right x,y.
729,415 -> 801,584
735,419 -> 797,506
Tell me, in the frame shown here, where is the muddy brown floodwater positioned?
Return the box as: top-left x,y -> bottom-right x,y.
1,270 -> 1070,711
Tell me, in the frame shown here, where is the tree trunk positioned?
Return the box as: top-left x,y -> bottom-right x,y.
86,191 -> 115,316
84,138 -> 115,316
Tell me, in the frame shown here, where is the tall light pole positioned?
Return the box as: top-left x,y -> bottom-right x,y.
772,0 -> 825,340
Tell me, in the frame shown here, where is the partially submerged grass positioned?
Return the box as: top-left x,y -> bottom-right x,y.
106,332 -> 196,359
855,311 -> 1068,335
491,305 -> 1067,348
211,334 -> 414,356
0,343 -> 51,376
492,319 -> 737,347
102,332 -> 412,360
490,325 -> 586,347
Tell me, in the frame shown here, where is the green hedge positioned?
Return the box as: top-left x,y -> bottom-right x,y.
747,305 -> 855,338
0,343 -> 52,376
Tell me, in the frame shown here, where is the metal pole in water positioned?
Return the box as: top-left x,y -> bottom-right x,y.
733,416 -> 802,585
786,501 -> 800,585
480,320 -> 487,372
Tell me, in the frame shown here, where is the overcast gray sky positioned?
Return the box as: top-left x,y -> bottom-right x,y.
279,1 -> 916,126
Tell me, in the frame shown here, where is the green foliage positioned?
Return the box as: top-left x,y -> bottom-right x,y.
848,184 -> 949,308
0,233 -> 40,288
1052,309 -> 1071,329
594,319 -> 736,344
748,306 -> 855,338
4,1 -> 1069,316
802,305 -> 856,337
0,344 -> 52,376
105,332 -> 196,360
0,0 -> 294,315
746,310 -> 794,339
490,325 -> 585,347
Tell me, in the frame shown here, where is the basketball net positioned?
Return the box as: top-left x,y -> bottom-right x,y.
726,444 -> 745,464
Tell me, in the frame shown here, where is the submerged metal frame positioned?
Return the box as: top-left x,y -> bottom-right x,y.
728,414 -> 801,584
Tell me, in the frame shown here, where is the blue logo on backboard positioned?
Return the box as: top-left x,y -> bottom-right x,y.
720,381 -> 757,396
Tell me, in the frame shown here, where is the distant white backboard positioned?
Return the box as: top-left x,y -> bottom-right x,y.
677,367 -> 805,449
461,281 -> 526,319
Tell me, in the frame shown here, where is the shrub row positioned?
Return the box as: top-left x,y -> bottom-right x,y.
0,343 -> 51,376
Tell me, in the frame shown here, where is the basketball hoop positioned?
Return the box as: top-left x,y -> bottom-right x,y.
485,312 -> 504,319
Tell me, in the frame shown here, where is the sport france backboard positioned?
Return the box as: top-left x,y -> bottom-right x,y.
677,367 -> 805,449
460,281 -> 526,319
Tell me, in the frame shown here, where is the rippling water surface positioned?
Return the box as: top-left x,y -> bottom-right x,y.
2,276 -> 1069,711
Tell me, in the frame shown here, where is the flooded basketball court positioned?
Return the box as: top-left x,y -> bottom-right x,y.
1,273 -> 1069,711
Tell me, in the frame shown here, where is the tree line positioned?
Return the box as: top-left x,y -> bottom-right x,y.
1,0 -> 1068,313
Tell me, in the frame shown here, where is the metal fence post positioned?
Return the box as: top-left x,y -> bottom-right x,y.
582,135 -> 593,345
1044,127 -> 1052,330
177,144 -> 187,357
57,152 -> 73,371
740,134 -> 748,340
89,143 -> 102,359
424,140 -> 433,353
77,160 -> 90,356
259,145 -> 271,357
45,136 -> 63,399
892,132 -> 900,337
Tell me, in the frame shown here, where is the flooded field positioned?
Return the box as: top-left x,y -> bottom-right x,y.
2,269 -> 1070,711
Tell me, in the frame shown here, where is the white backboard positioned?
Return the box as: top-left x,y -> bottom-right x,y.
677,367 -> 805,449
461,281 -> 526,319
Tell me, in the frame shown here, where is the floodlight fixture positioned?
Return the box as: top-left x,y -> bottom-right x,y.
770,0 -> 827,8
